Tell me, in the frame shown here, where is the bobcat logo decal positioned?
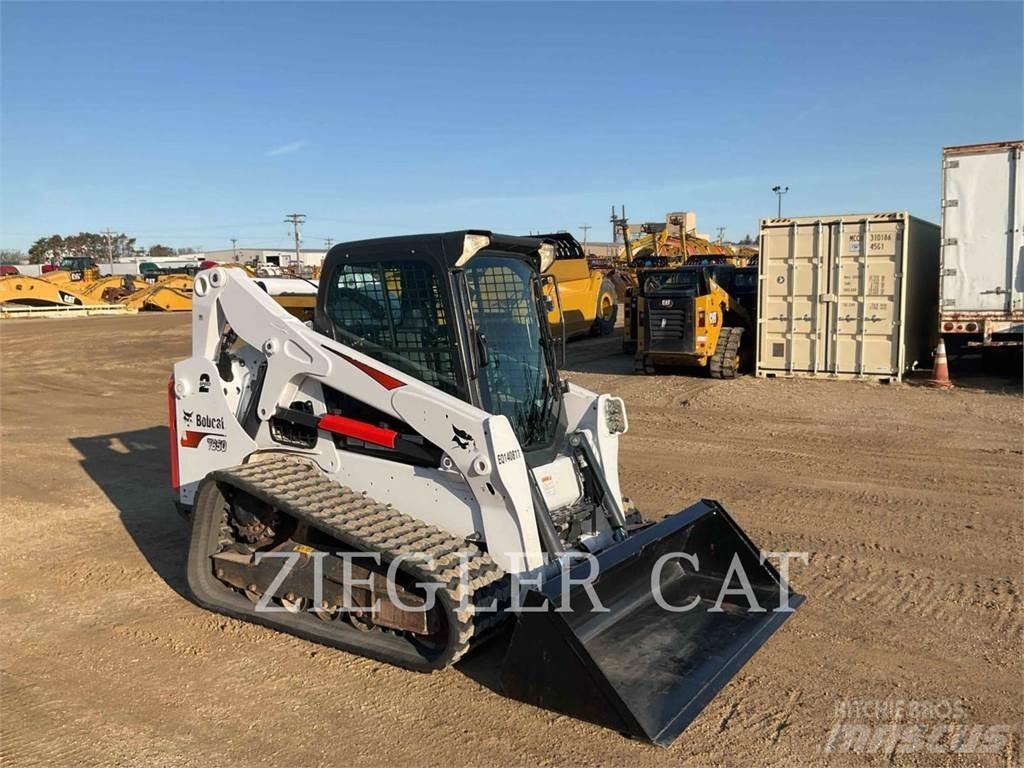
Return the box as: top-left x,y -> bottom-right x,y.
183,411 -> 194,426
451,425 -> 475,451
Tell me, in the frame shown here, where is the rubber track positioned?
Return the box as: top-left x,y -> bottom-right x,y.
210,455 -> 509,666
709,326 -> 743,379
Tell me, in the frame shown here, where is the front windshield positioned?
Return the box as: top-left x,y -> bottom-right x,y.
643,269 -> 700,296
463,254 -> 560,451
734,270 -> 757,292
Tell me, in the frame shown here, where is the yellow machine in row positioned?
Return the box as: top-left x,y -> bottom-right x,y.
0,257 -> 106,307
538,232 -> 618,340
632,265 -> 757,378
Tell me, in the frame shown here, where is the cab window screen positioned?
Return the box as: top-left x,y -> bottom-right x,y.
325,261 -> 461,398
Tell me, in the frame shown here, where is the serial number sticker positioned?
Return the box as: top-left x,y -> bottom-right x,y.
496,448 -> 522,465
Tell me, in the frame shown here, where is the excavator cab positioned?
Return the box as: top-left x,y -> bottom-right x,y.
55,256 -> 98,281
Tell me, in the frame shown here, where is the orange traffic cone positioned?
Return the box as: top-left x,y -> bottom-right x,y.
928,338 -> 954,389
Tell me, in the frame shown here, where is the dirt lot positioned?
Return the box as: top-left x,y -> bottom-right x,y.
1,313 -> 1021,767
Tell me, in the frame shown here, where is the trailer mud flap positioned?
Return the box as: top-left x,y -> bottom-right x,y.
499,499 -> 804,746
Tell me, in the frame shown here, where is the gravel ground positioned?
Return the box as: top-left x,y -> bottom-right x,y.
1,313 -> 1021,767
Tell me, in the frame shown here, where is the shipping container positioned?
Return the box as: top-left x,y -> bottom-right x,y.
757,212 -> 940,382
939,140 -> 1024,346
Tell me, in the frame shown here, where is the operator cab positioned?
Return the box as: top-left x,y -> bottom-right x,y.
314,231 -> 566,462
57,256 -> 97,280
640,264 -> 736,297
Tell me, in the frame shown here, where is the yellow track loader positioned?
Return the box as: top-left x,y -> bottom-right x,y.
634,265 -> 756,377
170,230 -> 802,746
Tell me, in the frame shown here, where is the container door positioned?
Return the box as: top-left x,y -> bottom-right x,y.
758,222 -> 827,373
828,220 -> 903,376
942,148 -> 1018,312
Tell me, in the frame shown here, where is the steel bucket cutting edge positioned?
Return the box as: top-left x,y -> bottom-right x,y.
498,499 -> 805,746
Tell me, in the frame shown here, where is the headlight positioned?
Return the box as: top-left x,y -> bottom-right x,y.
604,397 -> 628,435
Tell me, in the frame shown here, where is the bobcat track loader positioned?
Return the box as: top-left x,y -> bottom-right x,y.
171,231 -> 802,746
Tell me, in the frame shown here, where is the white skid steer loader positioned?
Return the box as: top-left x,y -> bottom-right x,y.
170,231 -> 803,746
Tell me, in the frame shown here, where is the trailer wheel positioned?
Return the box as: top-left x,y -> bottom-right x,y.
589,280 -> 618,336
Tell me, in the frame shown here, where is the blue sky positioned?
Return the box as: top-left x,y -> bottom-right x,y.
1,2 -> 1021,252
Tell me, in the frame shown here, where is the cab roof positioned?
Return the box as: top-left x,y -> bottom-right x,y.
322,231 -> 549,276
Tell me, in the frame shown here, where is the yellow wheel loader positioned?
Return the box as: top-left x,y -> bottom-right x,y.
634,265 -> 756,378
537,232 -> 618,340
170,230 -> 802,746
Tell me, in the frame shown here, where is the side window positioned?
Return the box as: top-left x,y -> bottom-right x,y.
326,261 -> 462,398
327,264 -> 399,347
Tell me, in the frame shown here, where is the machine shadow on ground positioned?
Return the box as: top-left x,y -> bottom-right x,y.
69,427 -> 191,600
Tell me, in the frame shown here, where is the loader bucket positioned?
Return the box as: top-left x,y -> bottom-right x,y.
499,500 -> 804,746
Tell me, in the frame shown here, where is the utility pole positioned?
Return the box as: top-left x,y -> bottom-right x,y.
325,237 -> 333,250
284,213 -> 306,266
578,225 -> 591,250
772,186 -> 789,219
230,238 -> 238,259
103,228 -> 114,272
716,226 -> 726,244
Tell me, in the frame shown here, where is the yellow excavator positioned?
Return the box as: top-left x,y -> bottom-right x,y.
0,257 -> 106,307
119,274 -> 195,311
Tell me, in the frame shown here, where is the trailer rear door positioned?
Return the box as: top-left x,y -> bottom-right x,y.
941,146 -> 1022,313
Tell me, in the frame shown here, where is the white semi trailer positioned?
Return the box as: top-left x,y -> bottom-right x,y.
939,141 -> 1023,351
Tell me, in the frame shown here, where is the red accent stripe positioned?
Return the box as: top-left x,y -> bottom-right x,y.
318,414 -> 398,449
340,354 -> 406,390
168,376 -> 180,490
